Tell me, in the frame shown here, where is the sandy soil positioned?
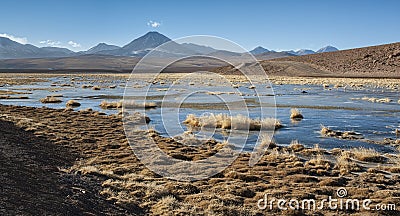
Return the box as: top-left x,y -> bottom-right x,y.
0,104 -> 399,215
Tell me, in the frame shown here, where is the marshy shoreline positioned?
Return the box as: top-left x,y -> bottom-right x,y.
0,103 -> 399,215
0,73 -> 400,215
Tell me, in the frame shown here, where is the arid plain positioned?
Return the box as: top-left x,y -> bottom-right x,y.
1,42 -> 400,215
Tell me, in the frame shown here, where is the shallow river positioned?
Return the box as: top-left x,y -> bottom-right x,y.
1,75 -> 399,153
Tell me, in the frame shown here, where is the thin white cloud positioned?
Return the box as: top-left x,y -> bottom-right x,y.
147,20 -> 161,28
68,41 -> 81,48
39,40 -> 62,47
0,33 -> 28,44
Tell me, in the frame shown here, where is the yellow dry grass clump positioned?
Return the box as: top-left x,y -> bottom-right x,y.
320,125 -> 363,140
92,86 -> 101,90
100,101 -> 122,109
335,151 -> 360,175
320,125 -> 333,136
183,113 -> 282,130
290,108 -> 303,119
289,140 -> 304,152
40,96 -> 62,104
386,154 -> 400,173
100,100 -> 156,110
124,100 -> 157,109
334,148 -> 386,174
66,100 -> 81,107
305,154 -> 331,170
351,147 -> 385,163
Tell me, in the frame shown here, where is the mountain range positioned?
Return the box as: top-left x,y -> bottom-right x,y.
0,31 -> 339,59
249,46 -> 270,55
0,37 -> 76,59
82,43 -> 120,55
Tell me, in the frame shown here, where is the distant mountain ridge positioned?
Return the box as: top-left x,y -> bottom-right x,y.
0,37 -> 75,59
287,49 -> 316,56
180,43 -> 217,54
250,46 -> 269,55
254,51 -> 296,60
317,46 -> 339,53
250,45 -> 339,56
124,31 -> 170,51
0,31 -> 339,59
1,40 -> 398,78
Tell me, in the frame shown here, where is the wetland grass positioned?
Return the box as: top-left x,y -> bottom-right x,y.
290,108 -> 304,120
351,147 -> 386,163
40,96 -> 62,104
66,100 -> 81,107
92,86 -> 101,90
100,101 -> 122,109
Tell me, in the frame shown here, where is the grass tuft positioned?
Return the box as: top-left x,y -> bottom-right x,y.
124,100 -> 157,109
183,113 -> 282,130
290,108 -> 304,119
351,147 -> 386,163
40,96 -> 62,104
66,100 -> 81,107
100,100 -> 122,109
289,140 -> 304,152
335,151 -> 360,175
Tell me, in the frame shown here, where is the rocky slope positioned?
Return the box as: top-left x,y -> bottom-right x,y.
217,42 -> 400,77
271,42 -> 400,77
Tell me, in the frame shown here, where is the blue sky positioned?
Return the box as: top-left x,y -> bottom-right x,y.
1,0 -> 399,51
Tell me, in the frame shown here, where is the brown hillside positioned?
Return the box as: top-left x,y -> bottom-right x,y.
271,42 -> 400,77
215,42 -> 400,78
